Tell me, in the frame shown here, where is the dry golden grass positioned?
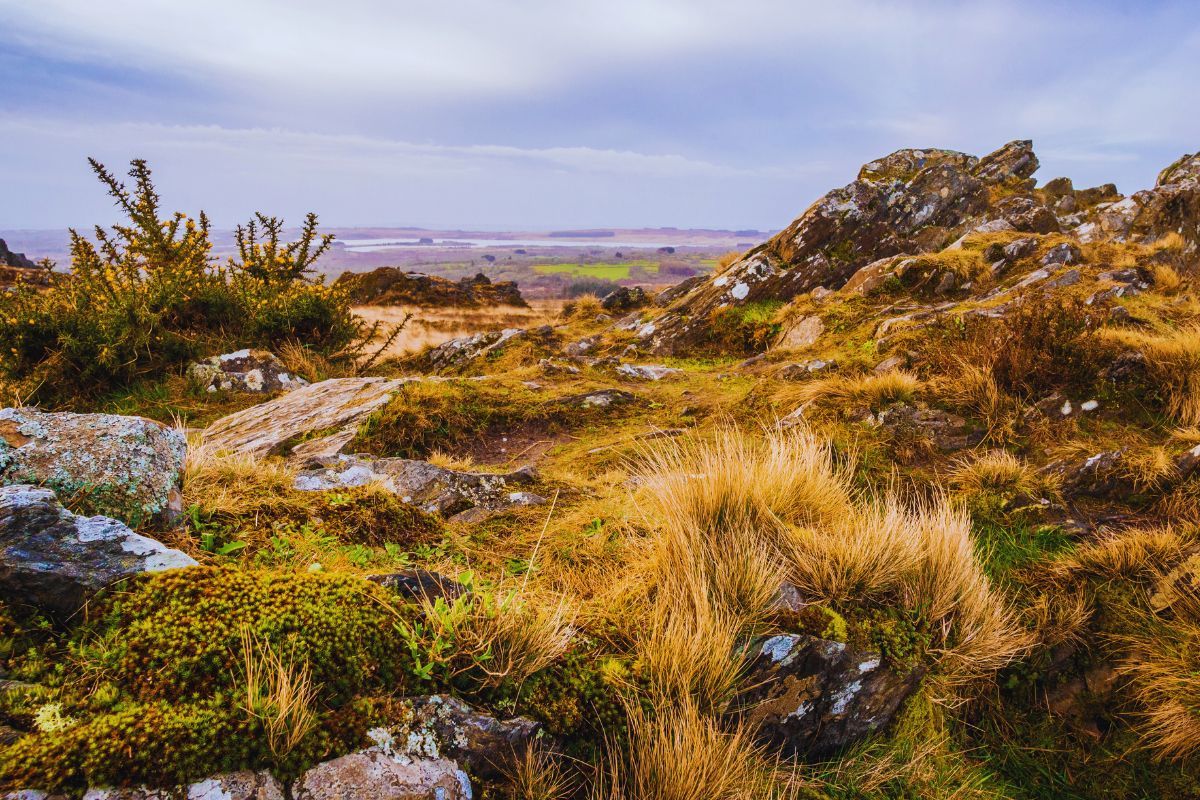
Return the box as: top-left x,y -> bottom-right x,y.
562,293 -> 604,320
784,369 -> 922,412
183,437 -> 297,520
592,700 -> 799,800
631,427 -> 1028,690
1118,585 -> 1200,760
461,590 -> 577,686
949,449 -> 1055,500
934,360 -> 1021,442
1152,263 -> 1183,293
238,626 -> 320,759
1047,526 -> 1190,582
1101,324 -> 1200,425
505,744 -> 576,800
715,250 -> 743,271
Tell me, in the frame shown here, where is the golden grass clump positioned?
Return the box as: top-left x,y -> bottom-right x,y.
591,700 -> 799,800
784,369 -> 922,413
1100,324 -> 1200,425
238,626 -> 320,759
933,360 -> 1021,442
949,449 -> 1056,503
562,293 -> 604,320
1047,526 -> 1191,583
460,590 -> 577,687
505,744 -> 576,800
183,438 -> 297,520
1119,585 -> 1200,760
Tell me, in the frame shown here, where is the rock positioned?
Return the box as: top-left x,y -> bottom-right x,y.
401,695 -> 541,779
843,257 -> 903,295
1044,450 -> 1131,499
295,455 -> 542,518
600,286 -> 648,312
0,485 -> 196,618
775,315 -> 825,350
1044,662 -> 1120,740
1040,242 -> 1081,266
1048,268 -> 1082,288
0,239 -> 37,270
537,358 -> 580,376
631,141 -> 1042,354
563,389 -> 635,409
614,363 -> 681,381
1125,152 -> 1200,249
81,771 -> 284,800
0,408 -> 186,526
1003,237 -> 1039,261
872,355 -> 906,374
416,328 -> 529,373
993,196 -> 1060,233
293,747 -> 469,800
187,349 -> 308,394
1042,177 -> 1074,198
778,360 -> 832,380
727,633 -> 924,760
201,377 -> 413,459
335,268 -> 526,308
1099,351 -> 1149,388
564,336 -> 599,357
877,404 -> 983,452
366,569 -> 469,602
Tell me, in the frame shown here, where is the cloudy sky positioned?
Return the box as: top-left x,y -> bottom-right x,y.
2,0 -> 1199,231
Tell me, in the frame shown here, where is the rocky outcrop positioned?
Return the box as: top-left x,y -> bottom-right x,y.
294,454 -> 544,519
634,141 -> 1041,354
0,485 -> 196,617
0,239 -> 36,270
336,268 -> 526,308
400,695 -> 540,779
600,286 -> 649,312
0,408 -> 186,525
201,377 -> 414,460
187,349 -> 308,394
728,633 -> 924,760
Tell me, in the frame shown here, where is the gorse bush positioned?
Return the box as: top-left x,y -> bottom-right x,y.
0,159 -> 361,404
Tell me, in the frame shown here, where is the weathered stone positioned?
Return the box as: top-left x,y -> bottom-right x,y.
564,336 -> 599,357
295,455 -> 542,518
993,196 -> 1060,233
0,485 -> 195,618
728,634 -> 924,760
416,329 -> 528,373
0,408 -> 185,526
401,695 -> 541,779
366,569 -> 468,602
778,360 -> 832,380
774,315 -> 825,350
187,349 -> 308,394
600,286 -> 648,312
614,363 -> 681,381
201,377 -> 413,459
293,745 -> 470,800
1040,242 -> 1081,266
877,404 -> 983,452
81,771 -> 284,800
562,389 -> 635,408
1044,450 -> 1132,499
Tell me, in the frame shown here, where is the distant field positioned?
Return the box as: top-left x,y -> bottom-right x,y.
533,260 -> 660,281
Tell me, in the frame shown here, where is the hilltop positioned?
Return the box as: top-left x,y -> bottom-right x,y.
1,144 -> 1199,800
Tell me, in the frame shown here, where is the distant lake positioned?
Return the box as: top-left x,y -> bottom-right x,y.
339,236 -> 702,252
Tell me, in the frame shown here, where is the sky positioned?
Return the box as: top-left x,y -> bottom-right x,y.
2,0 -> 1199,232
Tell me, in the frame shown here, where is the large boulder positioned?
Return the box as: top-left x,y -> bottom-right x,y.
187,349 -> 308,394
727,633 -> 924,760
0,485 -> 196,617
0,408 -> 186,526
1126,151 -> 1200,250
400,695 -> 541,779
201,377 -> 414,460
631,141 -> 1041,354
294,454 -> 544,519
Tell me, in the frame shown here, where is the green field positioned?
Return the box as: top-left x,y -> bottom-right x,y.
532,259 -> 660,280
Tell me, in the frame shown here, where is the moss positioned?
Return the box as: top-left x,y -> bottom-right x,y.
707,300 -> 785,354
74,566 -> 419,705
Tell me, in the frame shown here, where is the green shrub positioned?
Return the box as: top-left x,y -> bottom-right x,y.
0,159 -> 361,404
707,300 -> 785,354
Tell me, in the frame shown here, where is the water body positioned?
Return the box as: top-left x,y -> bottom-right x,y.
339,236 -> 698,252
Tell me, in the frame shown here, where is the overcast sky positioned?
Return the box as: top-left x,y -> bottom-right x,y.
2,0 -> 1199,231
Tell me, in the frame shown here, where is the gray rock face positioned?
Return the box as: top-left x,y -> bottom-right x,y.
293,742 -> 470,800
0,485 -> 196,618
401,695 -> 541,779
419,328 -> 527,372
295,454 -> 543,518
81,771 -> 284,799
562,389 -> 635,409
633,140 -> 1040,354
366,569 -> 469,602
600,286 -> 648,312
0,408 -> 186,526
202,377 -> 414,459
877,404 -> 983,453
187,349 -> 308,394
613,363 -> 681,381
728,633 -> 924,760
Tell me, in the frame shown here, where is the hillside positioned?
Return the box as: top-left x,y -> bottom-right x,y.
2,144 -> 1200,799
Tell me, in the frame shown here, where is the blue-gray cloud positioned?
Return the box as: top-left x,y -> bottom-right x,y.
1,0 -> 1198,230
